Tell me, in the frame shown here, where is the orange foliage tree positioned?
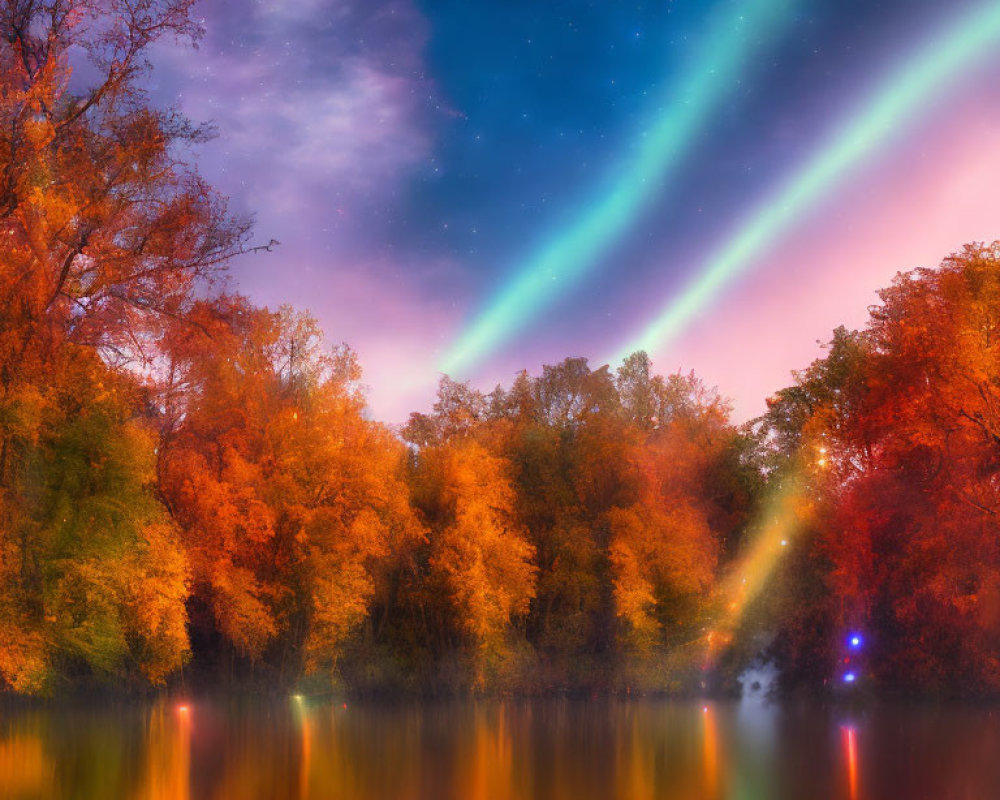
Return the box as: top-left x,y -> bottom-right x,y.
401,357 -> 756,691
0,0 -> 243,694
158,299 -> 422,681
404,379 -> 537,689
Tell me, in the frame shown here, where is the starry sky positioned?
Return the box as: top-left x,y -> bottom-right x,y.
148,0 -> 1000,423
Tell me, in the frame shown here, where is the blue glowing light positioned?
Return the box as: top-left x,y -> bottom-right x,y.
843,672 -> 856,684
849,634 -> 862,649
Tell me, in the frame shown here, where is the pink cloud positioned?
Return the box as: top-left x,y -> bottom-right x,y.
282,256 -> 468,424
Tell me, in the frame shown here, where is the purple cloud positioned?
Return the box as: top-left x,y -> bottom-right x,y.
145,0 -> 468,421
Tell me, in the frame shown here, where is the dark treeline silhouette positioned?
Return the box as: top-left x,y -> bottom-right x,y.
2,2 -> 999,698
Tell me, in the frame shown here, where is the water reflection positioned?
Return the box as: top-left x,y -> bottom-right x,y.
841,725 -> 858,800
140,703 -> 190,800
1,698 -> 999,798
0,723 -> 53,798
702,706 -> 718,799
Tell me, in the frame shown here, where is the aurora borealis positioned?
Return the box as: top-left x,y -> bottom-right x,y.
614,0 -> 1000,364
153,0 -> 1000,421
439,0 -> 793,376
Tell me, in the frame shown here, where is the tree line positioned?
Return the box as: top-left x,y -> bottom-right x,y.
2,1 -> 999,697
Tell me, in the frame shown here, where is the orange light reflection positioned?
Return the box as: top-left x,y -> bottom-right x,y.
842,725 -> 858,800
702,706 -> 718,800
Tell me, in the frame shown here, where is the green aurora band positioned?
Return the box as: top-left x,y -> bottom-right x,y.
613,0 -> 1000,364
439,0 -> 794,376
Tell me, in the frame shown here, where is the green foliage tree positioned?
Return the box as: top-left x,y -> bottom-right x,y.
0,348 -> 188,693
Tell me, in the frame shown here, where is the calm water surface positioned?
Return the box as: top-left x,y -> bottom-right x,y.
1,696 -> 998,799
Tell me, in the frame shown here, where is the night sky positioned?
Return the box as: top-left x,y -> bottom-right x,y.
149,0 -> 1000,422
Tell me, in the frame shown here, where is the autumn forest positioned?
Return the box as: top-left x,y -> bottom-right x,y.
2,1 -> 1000,701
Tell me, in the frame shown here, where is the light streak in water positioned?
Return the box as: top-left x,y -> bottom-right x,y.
292,691 -> 313,798
299,705 -> 312,799
841,725 -> 859,800
145,701 -> 192,800
702,704 -> 719,799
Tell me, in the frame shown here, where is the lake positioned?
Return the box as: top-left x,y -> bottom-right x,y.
1,696 -> 998,799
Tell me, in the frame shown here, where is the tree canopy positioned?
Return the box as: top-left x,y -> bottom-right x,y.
3,2 -> 1000,699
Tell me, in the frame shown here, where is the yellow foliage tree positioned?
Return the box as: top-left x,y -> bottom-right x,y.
415,437 -> 537,688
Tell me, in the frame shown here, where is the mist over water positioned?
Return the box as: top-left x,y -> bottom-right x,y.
2,698 -> 998,799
